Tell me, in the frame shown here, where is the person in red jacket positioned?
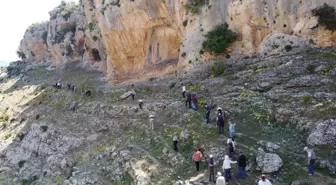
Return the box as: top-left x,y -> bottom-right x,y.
191,94 -> 198,110
192,149 -> 203,172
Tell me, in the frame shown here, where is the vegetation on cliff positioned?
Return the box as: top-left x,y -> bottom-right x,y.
312,3 -> 336,31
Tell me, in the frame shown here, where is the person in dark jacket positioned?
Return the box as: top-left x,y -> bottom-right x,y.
217,113 -> 224,134
67,81 -> 71,89
236,152 -> 247,179
204,103 -> 210,124
186,92 -> 192,108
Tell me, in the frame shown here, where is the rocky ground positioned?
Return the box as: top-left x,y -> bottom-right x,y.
0,48 -> 335,185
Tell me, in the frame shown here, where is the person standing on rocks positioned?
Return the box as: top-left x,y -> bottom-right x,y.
192,149 -> 203,172
216,172 -> 226,185
217,113 -> 225,134
208,154 -> 216,183
236,152 -> 247,179
303,146 -> 317,176
139,100 -> 143,110
173,134 -> 179,152
186,92 -> 192,108
258,174 -> 272,185
175,176 -> 184,185
149,115 -> 155,130
204,103 -> 210,124
182,83 -> 186,98
222,155 -> 237,183
228,122 -> 236,138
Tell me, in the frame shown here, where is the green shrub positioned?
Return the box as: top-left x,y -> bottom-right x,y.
202,24 -> 237,55
306,64 -> 315,73
185,0 -> 206,14
302,95 -> 312,104
58,0 -> 80,20
16,50 -> 26,60
312,3 -> 336,31
211,61 -> 227,77
0,111 -> 9,122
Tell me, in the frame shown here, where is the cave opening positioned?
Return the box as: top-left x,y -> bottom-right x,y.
91,48 -> 101,61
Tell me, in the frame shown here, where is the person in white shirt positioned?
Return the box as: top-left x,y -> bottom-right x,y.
258,174 -> 272,185
182,84 -> 186,98
222,155 -> 237,183
216,172 -> 226,185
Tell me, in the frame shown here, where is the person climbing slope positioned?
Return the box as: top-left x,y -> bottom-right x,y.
186,92 -> 192,108
208,154 -> 216,183
217,113 -> 225,134
222,155 -> 237,184
204,103 -> 210,124
216,172 -> 226,185
131,89 -> 136,100
236,151 -> 247,179
303,146 -> 317,176
228,122 -> 236,138
67,81 -> 71,89
227,137 -> 236,159
182,83 -> 186,98
258,175 -> 272,185
192,149 -> 203,172
173,134 -> 179,152
139,100 -> 143,110
191,94 -> 197,110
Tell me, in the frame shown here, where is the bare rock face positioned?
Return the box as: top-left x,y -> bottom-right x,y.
18,0 -> 336,83
307,119 -> 336,147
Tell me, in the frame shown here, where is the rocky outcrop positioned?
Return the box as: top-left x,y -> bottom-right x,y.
256,148 -> 283,173
18,0 -> 336,83
307,119 -> 336,147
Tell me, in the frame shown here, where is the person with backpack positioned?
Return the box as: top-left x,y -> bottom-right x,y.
229,122 -> 236,138
217,113 -> 225,134
182,84 -> 186,98
216,172 -> 226,185
303,146 -> 317,176
204,103 -> 210,124
186,92 -> 192,108
236,152 -> 247,179
175,176 -> 184,185
258,174 -> 272,185
173,134 -> 179,152
222,155 -> 237,184
208,154 -> 216,183
227,137 -> 236,159
192,149 -> 203,172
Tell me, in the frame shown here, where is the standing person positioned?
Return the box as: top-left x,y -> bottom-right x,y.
186,92 -> 192,108
191,94 -> 197,110
192,149 -> 202,172
227,137 -> 236,159
222,155 -> 237,184
131,89 -> 136,100
208,154 -> 216,183
149,115 -> 155,130
229,122 -> 236,138
182,84 -> 186,98
303,146 -> 317,176
67,81 -> 71,89
217,113 -> 224,134
204,103 -> 210,124
216,172 -> 226,185
175,176 -> 184,185
258,175 -> 272,185
139,100 -> 143,110
236,152 -> 247,179
173,134 -> 179,152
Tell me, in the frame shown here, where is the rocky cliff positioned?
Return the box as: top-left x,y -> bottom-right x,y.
18,0 -> 336,83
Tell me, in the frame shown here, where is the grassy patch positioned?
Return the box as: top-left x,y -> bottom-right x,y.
240,89 -> 260,98
202,24 -> 237,55
0,111 -> 9,123
211,61 -> 227,77
185,0 -> 206,14
302,95 -> 312,104
114,172 -> 134,185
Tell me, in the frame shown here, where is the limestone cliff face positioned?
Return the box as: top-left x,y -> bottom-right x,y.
19,0 -> 336,83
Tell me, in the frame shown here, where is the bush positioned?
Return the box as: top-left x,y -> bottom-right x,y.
302,95 -> 312,104
312,3 -> 336,31
202,24 -> 237,55
211,61 -> 227,77
185,0 -> 206,14
16,50 -> 26,60
58,0 -> 80,20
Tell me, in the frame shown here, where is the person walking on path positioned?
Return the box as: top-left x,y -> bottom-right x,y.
228,122 -> 236,138
186,92 -> 192,108
192,149 -> 203,172
227,137 -> 236,159
208,154 -> 216,183
182,84 -> 186,98
204,103 -> 210,124
222,155 -> 237,183
175,176 -> 184,185
236,152 -> 247,179
217,113 -> 225,134
173,134 -> 179,152
216,172 -> 226,185
304,146 -> 317,176
258,175 -> 272,185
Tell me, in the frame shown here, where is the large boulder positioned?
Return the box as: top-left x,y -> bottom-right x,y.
307,119 -> 336,147
256,148 -> 283,173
